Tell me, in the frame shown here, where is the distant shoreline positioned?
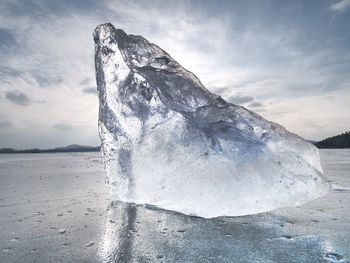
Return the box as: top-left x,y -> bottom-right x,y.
0,145 -> 101,154
1,131 -> 349,154
0,143 -> 349,154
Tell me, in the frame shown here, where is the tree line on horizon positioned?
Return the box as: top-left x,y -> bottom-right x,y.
315,131 -> 350,149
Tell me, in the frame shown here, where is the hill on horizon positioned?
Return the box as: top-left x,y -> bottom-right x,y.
0,144 -> 101,154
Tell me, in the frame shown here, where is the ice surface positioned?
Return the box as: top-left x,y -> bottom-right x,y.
0,150 -> 348,262
94,23 -> 330,218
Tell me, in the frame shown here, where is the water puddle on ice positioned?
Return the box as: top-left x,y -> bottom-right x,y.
58,229 -> 66,234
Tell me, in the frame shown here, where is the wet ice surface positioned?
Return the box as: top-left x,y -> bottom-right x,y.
0,150 -> 349,263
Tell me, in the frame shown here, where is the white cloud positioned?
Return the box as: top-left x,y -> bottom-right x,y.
262,88 -> 350,140
330,0 -> 350,12
0,0 -> 349,147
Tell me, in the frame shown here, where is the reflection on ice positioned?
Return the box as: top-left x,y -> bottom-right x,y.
99,201 -> 347,263
100,202 -> 137,262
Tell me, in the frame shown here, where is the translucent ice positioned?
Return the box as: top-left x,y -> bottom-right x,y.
93,23 -> 330,218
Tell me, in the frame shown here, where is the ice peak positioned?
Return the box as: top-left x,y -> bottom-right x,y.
93,23 -> 128,46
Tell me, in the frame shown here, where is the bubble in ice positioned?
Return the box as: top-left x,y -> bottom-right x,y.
86,241 -> 94,247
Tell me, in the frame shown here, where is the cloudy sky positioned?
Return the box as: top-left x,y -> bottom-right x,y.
0,0 -> 349,148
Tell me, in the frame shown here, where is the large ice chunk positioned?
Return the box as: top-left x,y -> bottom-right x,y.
94,23 -> 329,218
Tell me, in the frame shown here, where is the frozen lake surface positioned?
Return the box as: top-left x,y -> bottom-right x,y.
0,149 -> 349,262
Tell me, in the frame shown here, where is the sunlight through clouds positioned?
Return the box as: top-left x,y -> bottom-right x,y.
0,0 -> 349,147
